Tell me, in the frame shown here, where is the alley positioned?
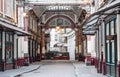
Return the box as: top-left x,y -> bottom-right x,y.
18,60 -> 106,77
20,60 -> 76,77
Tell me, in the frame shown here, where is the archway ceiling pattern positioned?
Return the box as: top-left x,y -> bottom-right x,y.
26,0 -> 90,30
49,18 -> 71,27
26,0 -> 91,18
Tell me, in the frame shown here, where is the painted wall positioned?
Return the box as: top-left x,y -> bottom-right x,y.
50,29 -> 56,48
87,35 -> 96,57
17,6 -> 28,58
67,31 -> 75,60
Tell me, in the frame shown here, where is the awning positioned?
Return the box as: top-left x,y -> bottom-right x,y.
82,0 -> 120,35
82,15 -> 99,35
0,18 -> 31,36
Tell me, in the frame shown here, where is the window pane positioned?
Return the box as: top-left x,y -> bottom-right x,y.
10,34 -> 13,42
107,42 -> 110,62
6,44 -> 13,63
5,32 -> 13,63
111,21 -> 114,35
6,33 -> 9,42
112,41 -> 115,63
0,32 -> 2,48
106,23 -> 109,35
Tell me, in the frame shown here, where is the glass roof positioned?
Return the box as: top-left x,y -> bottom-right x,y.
27,0 -> 89,4
26,0 -> 90,18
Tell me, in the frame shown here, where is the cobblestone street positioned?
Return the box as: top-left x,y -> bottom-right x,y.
17,60 -> 107,77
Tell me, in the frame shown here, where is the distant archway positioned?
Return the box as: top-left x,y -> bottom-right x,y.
45,14 -> 76,28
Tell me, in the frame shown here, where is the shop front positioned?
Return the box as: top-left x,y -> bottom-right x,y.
0,18 -> 30,71
5,32 -> 14,70
104,16 -> 117,77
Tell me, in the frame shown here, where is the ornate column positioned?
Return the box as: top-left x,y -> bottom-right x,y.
41,30 -> 46,59
78,27 -> 84,61
83,35 -> 87,56
75,29 -> 79,60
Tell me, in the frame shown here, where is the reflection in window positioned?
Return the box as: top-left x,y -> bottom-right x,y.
111,21 -> 114,35
106,23 -> 109,35
112,40 -> 115,63
107,42 -> 110,62
5,32 -> 13,63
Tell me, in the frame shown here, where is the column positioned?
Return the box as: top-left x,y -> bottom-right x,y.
75,30 -> 79,60
2,31 -> 5,71
3,0 -> 5,17
94,31 -> 98,68
83,38 -> 87,56
13,34 -> 17,69
78,28 -> 84,61
74,14 -> 78,23
102,20 -> 106,75
117,10 -> 120,77
42,31 -> 45,59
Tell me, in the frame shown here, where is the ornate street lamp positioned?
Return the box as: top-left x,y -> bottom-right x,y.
55,4 -> 61,33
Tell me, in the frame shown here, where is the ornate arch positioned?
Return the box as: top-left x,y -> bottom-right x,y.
44,14 -> 76,28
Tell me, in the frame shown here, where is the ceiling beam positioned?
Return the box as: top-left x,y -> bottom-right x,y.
41,25 -> 80,28
45,10 -> 73,12
26,3 -> 90,6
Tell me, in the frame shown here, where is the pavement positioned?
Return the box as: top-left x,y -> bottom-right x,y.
21,60 -> 76,77
0,62 -> 41,77
0,60 -> 107,77
72,62 -> 107,77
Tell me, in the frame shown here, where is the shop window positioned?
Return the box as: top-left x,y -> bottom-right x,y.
55,35 -> 58,41
6,33 -> 9,42
5,32 -> 13,63
111,21 -> 114,35
106,23 -> 110,35
111,40 -> 115,63
106,42 -> 110,63
105,18 -> 117,76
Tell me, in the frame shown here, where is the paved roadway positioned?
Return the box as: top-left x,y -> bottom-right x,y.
20,60 -> 107,77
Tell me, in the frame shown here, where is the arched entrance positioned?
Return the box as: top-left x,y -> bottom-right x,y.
40,14 -> 83,60
27,4 -> 87,62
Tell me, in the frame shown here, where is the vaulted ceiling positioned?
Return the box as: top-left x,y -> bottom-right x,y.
25,0 -> 90,29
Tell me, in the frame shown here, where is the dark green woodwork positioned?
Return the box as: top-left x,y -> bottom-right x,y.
104,17 -> 117,77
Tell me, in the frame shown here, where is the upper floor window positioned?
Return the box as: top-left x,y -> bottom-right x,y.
49,18 -> 71,27
0,0 -> 3,13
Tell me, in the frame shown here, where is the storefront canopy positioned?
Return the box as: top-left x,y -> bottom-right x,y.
0,18 -> 31,36
82,0 -> 120,35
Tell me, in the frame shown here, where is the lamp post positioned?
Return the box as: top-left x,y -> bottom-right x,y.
83,0 -> 89,4
22,0 -> 28,17
55,4 -> 61,33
